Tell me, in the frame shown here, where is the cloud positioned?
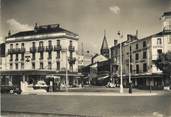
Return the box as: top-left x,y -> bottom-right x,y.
6,19 -> 32,32
109,6 -> 120,15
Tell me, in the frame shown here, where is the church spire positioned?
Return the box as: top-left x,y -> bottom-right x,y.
100,30 -> 109,58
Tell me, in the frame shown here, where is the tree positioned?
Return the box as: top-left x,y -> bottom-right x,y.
155,52 -> 171,86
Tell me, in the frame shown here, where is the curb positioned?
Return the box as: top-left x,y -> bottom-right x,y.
21,92 -> 164,96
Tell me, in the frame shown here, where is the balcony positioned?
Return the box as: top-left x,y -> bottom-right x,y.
68,45 -> 75,52
14,48 -> 21,53
30,47 -> 37,53
68,57 -> 76,65
38,46 -> 45,52
54,45 -> 62,51
46,45 -> 53,52
8,49 -> 14,54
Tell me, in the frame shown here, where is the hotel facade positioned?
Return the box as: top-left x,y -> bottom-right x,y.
111,11 -> 171,89
0,24 -> 82,91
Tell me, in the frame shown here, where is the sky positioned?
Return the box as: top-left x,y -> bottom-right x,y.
0,0 -> 171,53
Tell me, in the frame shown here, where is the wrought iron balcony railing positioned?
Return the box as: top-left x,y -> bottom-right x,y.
68,45 -> 75,52
54,45 -> 62,51
68,57 -> 76,65
38,46 -> 45,52
30,47 -> 37,53
46,45 -> 53,52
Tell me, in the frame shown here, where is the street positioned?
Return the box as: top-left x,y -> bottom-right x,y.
1,92 -> 171,117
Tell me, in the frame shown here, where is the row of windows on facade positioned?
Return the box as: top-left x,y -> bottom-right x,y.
125,49 -> 162,62
9,51 -> 62,61
9,40 -> 73,49
9,61 -> 61,70
129,63 -> 148,74
129,38 -> 162,51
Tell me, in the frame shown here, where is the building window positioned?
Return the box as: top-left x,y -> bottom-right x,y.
57,61 -> 60,70
48,62 -> 52,69
136,43 -> 138,50
48,52 -> 52,59
40,52 -> 44,60
130,46 -> 132,52
39,41 -> 43,47
21,63 -> 24,69
157,38 -> 162,45
16,54 -> 18,61
32,53 -> 35,60
10,54 -> 13,61
40,62 -> 43,69
48,40 -> 52,46
21,53 -> 24,61
136,64 -> 139,74
32,62 -> 35,69
70,40 -> 72,45
143,63 -> 147,72
143,51 -> 147,59
169,35 -> 171,44
135,53 -> 139,60
10,44 -> 13,49
57,51 -> 60,59
10,63 -> 13,69
21,43 -> 24,48
157,49 -> 162,56
130,64 -> 132,73
32,42 -> 36,47
15,63 -> 18,70
143,41 -> 146,47
16,43 -> 19,48
57,40 -> 60,44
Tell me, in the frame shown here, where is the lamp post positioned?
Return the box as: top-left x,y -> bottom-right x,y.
118,31 -> 123,93
128,37 -> 132,94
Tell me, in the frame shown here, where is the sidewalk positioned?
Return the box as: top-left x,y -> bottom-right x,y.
21,87 -> 169,96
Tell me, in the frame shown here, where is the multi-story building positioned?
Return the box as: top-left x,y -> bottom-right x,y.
0,24 -> 82,90
111,11 -> 171,89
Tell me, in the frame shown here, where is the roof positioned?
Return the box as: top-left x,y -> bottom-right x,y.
7,24 -> 78,38
101,31 -> 109,50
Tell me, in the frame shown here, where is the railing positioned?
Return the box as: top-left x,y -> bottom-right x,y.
8,49 -> 14,54
54,45 -> 62,51
38,46 -> 45,52
68,57 -> 76,65
20,48 -> 26,53
30,47 -> 37,53
46,45 -> 53,52
68,45 -> 75,52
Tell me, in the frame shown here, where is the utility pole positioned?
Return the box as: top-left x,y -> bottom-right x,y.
118,31 -> 123,93
128,36 -> 132,93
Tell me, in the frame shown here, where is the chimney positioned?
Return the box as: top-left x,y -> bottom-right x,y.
114,40 -> 118,46
8,30 -> 11,36
34,23 -> 38,31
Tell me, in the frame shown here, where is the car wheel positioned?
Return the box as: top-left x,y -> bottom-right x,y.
10,90 -> 14,94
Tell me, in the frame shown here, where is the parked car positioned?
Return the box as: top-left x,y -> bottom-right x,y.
105,82 -> 116,88
33,81 -> 48,89
0,85 -> 22,94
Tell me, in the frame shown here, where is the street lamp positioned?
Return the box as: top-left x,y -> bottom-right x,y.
128,37 -> 132,94
118,31 -> 123,93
